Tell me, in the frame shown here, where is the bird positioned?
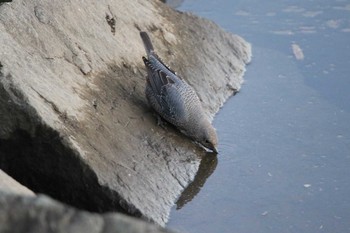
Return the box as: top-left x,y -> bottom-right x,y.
140,31 -> 218,153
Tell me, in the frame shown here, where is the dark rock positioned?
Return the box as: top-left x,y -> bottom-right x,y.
0,0 -> 251,226
0,191 -> 174,233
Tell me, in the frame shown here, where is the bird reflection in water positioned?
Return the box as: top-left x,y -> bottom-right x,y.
175,152 -> 218,210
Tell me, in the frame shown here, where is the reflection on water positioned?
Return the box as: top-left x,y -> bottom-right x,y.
176,153 -> 218,210
167,1 -> 350,233
161,0 -> 184,9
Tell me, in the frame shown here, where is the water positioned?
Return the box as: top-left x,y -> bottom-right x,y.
167,1 -> 350,233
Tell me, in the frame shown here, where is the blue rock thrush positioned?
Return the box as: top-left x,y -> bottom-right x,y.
140,31 -> 218,153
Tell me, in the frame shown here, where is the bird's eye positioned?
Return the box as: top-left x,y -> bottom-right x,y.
204,139 -> 210,144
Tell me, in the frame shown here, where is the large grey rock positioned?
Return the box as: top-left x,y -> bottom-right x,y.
0,191 -> 174,233
0,0 -> 251,226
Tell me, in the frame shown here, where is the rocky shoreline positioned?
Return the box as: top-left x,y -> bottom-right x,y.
0,0 -> 251,231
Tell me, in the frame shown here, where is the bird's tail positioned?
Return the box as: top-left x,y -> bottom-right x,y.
140,31 -> 154,56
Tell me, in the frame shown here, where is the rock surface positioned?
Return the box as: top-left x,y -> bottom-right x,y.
0,0 -> 251,226
0,191 -> 174,233
0,169 -> 35,196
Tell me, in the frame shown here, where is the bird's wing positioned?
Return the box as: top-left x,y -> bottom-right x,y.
143,56 -> 186,121
161,83 -> 186,122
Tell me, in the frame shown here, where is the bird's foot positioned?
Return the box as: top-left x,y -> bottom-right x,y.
157,116 -> 167,129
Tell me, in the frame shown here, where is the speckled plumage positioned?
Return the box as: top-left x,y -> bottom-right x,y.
140,31 -> 218,153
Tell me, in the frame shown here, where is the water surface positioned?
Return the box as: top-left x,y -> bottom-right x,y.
167,1 -> 350,233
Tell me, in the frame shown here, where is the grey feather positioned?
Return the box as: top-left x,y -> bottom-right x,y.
140,31 -> 154,55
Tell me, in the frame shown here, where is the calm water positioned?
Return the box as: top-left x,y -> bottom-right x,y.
167,1 -> 350,233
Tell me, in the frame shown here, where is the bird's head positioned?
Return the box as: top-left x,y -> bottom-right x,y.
197,121 -> 218,153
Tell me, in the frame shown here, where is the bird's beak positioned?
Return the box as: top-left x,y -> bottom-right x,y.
212,146 -> 218,154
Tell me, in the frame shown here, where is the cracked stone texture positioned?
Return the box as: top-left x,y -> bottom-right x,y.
0,191 -> 174,233
0,0 -> 251,226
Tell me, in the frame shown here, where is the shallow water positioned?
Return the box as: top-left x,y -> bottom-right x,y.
167,1 -> 350,233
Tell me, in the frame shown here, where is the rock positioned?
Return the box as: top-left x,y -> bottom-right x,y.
0,0 -> 251,226
0,191 -> 174,233
0,169 -> 35,196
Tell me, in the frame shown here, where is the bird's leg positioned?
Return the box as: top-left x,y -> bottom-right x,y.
156,115 -> 167,129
